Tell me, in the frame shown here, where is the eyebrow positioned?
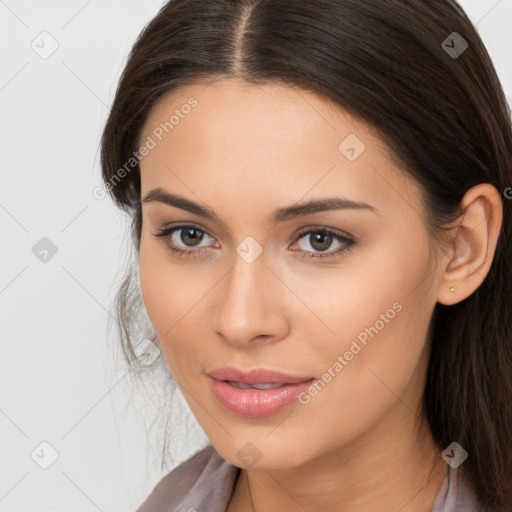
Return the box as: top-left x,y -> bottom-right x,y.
142,187 -> 379,224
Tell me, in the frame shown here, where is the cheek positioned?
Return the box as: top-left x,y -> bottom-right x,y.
298,232 -> 433,373
277,231 -> 430,352
139,235 -> 186,361
139,233 -> 170,328
138,232 -> 212,375
309,244 -> 434,413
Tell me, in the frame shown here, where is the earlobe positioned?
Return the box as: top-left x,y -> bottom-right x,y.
437,184 -> 503,306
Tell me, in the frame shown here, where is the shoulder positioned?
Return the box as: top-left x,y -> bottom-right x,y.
135,444 -> 240,512
431,465 -> 482,512
455,467 -> 482,511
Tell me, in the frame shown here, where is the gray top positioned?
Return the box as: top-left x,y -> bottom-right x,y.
135,444 -> 481,512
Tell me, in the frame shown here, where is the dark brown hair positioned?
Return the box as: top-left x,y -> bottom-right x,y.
100,1 -> 512,509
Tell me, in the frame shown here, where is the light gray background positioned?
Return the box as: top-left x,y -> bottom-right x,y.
1,1 -> 511,510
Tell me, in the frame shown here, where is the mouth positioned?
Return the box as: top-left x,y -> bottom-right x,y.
224,381 -> 294,390
206,367 -> 316,417
207,366 -> 315,385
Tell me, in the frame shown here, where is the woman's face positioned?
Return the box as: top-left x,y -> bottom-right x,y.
137,78 -> 446,469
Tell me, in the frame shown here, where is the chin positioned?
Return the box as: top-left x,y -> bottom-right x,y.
212,434 -> 314,470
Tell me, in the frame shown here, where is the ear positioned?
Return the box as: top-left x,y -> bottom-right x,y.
437,183 -> 503,305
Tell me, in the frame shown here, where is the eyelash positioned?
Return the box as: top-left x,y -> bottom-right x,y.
153,224 -> 356,261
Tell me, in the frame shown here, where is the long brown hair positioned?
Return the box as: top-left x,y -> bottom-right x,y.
100,1 -> 512,509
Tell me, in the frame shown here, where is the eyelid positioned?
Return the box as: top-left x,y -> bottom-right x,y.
295,224 -> 354,241
154,222 -> 356,259
156,222 -> 353,241
155,221 -> 213,237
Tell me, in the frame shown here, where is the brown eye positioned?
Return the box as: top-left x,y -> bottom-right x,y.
302,231 -> 335,252
294,228 -> 355,260
154,224 -> 216,258
179,227 -> 205,247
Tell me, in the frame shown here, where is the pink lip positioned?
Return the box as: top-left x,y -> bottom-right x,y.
207,367 -> 316,417
207,367 -> 314,385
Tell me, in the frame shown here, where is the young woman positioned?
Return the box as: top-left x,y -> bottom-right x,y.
100,1 -> 512,510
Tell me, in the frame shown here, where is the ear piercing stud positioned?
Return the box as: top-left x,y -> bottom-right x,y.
450,287 -> 454,295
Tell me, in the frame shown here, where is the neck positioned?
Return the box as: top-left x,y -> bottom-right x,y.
227,402 -> 447,512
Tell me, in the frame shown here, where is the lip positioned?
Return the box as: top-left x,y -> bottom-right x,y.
207,367 -> 314,385
207,367 -> 316,418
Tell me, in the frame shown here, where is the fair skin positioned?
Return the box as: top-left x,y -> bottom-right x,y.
137,78 -> 502,512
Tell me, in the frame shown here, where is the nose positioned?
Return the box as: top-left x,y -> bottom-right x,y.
210,248 -> 290,348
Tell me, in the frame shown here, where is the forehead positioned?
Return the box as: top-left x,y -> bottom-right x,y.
138,78 -> 421,220
141,78 -> 369,154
